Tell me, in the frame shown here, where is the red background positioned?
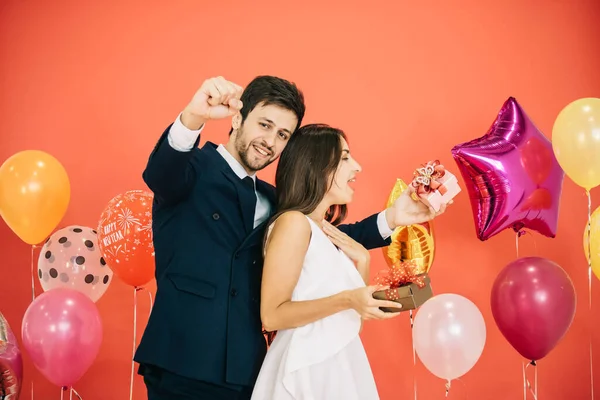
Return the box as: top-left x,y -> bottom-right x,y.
1,0 -> 600,398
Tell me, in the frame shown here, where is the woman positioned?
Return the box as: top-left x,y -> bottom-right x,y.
251,124 -> 432,399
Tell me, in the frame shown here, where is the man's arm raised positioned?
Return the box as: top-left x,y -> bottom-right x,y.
142,76 -> 243,205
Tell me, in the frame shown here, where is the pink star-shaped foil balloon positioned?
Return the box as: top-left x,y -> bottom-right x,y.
451,97 -> 564,241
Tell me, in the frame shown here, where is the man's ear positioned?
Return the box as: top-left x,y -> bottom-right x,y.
232,113 -> 242,130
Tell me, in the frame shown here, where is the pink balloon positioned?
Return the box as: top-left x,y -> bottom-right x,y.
451,97 -> 564,241
413,294 -> 486,381
38,225 -> 113,302
21,288 -> 102,387
491,257 -> 576,361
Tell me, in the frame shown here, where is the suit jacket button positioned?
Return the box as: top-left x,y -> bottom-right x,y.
212,213 -> 220,220
230,289 -> 237,297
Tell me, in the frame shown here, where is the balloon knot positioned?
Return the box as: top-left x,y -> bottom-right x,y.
530,360 -> 537,366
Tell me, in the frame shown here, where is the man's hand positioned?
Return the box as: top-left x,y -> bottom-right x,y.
181,76 -> 244,130
385,187 -> 451,229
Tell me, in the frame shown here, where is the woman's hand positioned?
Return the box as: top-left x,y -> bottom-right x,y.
346,285 -> 403,320
322,220 -> 402,319
321,220 -> 370,265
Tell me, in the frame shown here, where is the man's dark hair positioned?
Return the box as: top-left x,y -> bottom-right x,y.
230,75 -> 305,135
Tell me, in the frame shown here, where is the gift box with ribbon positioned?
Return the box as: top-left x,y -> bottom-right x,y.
372,260 -> 433,312
411,160 -> 461,212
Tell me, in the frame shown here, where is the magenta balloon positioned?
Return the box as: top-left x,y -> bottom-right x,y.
0,312 -> 23,399
451,97 -> 564,241
21,288 -> 102,387
491,257 -> 576,361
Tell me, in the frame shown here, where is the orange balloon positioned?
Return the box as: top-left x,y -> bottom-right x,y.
97,190 -> 155,288
0,150 -> 70,245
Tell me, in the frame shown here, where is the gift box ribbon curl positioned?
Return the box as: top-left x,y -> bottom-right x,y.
411,160 -> 448,197
375,260 -> 426,301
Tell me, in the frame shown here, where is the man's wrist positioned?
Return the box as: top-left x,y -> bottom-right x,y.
168,113 -> 205,152
384,207 -> 397,230
180,107 -> 207,130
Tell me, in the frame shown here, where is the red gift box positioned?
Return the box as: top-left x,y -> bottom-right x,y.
411,160 -> 461,212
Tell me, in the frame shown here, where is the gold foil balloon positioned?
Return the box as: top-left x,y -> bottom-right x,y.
382,179 -> 435,274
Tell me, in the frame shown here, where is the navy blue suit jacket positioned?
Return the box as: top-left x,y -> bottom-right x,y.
134,125 -> 391,389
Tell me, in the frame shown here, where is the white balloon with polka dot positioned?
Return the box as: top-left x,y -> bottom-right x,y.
37,225 -> 113,302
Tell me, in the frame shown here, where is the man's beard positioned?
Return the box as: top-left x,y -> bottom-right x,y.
235,128 -> 275,172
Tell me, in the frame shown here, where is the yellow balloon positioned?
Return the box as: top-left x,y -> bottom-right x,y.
583,205 -> 600,281
552,97 -> 600,191
0,150 -> 70,244
382,179 -> 435,274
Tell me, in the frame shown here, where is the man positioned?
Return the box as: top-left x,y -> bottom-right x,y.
135,75 -> 445,399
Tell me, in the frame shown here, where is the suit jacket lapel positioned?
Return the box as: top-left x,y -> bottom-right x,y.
220,170 -> 256,235
201,142 -> 256,235
237,179 -> 276,251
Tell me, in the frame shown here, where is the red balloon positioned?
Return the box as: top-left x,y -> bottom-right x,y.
97,190 -> 155,288
490,257 -> 576,361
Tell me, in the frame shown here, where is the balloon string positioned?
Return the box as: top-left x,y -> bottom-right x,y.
60,386 -> 81,400
128,287 -> 153,400
31,244 -> 38,400
444,378 -> 467,398
147,289 -> 154,312
31,245 -> 38,302
515,229 -> 539,259
586,190 -> 594,400
71,386 -> 82,400
410,310 -> 417,400
522,360 -> 538,399
130,287 -> 140,400
515,230 -> 533,258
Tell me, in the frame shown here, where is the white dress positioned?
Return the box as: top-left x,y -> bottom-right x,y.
251,216 -> 380,400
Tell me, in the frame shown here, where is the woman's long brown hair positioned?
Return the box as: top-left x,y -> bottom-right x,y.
268,123 -> 348,234
261,123 -> 349,345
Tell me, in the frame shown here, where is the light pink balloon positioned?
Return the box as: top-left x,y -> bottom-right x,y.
413,294 -> 486,381
38,225 -> 113,302
21,288 -> 102,387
